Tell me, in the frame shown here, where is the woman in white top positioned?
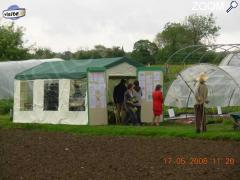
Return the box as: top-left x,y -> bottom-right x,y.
133,80 -> 142,124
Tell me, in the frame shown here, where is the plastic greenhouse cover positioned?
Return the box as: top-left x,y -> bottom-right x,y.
220,66 -> 240,86
0,58 -> 62,99
164,63 -> 240,108
219,53 -> 240,66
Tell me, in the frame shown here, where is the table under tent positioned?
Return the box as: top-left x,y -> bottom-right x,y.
13,57 -> 164,125
0,58 -> 62,99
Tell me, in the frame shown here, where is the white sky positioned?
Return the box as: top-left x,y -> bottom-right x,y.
0,0 -> 240,52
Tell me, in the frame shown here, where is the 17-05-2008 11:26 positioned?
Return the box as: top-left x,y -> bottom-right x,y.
163,157 -> 236,165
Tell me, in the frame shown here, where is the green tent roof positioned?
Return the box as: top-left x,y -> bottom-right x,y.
15,57 -> 143,80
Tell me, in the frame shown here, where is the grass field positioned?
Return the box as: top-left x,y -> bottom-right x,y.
0,115 -> 239,141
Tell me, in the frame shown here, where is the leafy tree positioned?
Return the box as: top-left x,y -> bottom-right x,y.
185,13 -> 220,44
155,23 -> 192,54
33,48 -> 56,59
60,51 -> 73,60
72,45 -> 125,60
131,40 -> 158,64
106,46 -> 125,57
154,14 -> 221,64
0,23 -> 30,61
72,50 -> 92,59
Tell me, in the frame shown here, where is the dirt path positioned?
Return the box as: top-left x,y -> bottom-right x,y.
0,129 -> 239,180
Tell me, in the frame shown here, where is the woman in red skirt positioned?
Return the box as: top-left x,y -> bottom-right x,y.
152,84 -> 163,126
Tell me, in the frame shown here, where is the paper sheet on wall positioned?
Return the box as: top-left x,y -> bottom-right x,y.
146,85 -> 153,102
139,79 -> 145,99
146,75 -> 153,85
139,72 -> 145,81
100,96 -> 106,108
154,72 -> 160,81
89,84 -> 95,96
88,72 -> 106,108
139,80 -> 145,88
89,96 -> 96,108
99,77 -> 105,84
99,84 -> 106,91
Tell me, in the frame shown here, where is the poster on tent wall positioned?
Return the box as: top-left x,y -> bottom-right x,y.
87,69 -> 108,125
88,73 -> 106,108
138,67 -> 164,123
138,70 -> 162,102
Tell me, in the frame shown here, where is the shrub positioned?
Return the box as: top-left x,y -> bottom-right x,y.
0,99 -> 13,114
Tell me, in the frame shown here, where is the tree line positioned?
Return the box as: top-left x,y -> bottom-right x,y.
0,13 -> 224,64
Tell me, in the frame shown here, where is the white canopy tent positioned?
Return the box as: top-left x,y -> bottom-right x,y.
0,58 -> 62,99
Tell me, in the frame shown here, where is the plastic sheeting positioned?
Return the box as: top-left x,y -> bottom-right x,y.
219,53 -> 240,66
13,79 -> 88,125
165,64 -> 240,108
220,66 -> 240,86
0,58 -> 62,99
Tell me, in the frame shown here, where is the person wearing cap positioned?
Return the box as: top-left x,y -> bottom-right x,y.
194,72 -> 208,133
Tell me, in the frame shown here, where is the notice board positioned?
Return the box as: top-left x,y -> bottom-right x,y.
138,67 -> 164,123
87,67 -> 107,125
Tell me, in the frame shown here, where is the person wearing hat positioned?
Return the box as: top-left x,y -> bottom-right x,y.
194,72 -> 208,133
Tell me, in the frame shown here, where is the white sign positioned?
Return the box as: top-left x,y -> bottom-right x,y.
217,106 -> 222,115
88,72 -> 106,108
168,109 -> 175,118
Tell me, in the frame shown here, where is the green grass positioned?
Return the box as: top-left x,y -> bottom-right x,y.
0,115 -> 239,141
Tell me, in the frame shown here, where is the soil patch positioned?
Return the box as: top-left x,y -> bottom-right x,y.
0,129 -> 239,180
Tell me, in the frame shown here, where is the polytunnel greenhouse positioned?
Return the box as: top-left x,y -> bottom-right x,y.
164,63 -> 240,108
0,58 -> 62,99
219,53 -> 240,66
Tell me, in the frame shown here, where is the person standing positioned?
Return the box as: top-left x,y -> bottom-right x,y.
152,84 -> 163,126
124,83 -> 138,125
194,72 -> 208,133
113,79 -> 127,124
133,80 -> 142,124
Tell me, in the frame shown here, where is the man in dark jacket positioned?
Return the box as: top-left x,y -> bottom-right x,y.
113,79 -> 127,124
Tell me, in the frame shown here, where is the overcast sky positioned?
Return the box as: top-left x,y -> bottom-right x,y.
1,0 -> 240,52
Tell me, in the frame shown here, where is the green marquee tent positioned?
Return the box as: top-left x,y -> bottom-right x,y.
13,57 -> 144,125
